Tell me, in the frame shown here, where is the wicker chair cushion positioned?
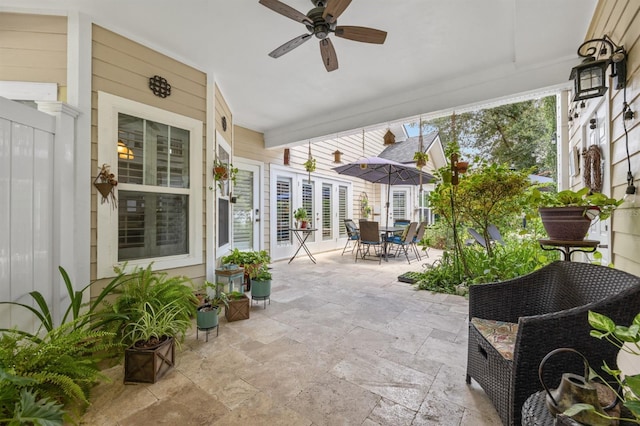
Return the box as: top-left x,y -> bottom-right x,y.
470,317 -> 518,360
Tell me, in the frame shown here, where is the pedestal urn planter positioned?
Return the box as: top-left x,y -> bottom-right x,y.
250,278 -> 271,309
539,207 -> 592,241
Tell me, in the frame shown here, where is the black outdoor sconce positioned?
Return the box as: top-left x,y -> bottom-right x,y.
569,35 -> 627,101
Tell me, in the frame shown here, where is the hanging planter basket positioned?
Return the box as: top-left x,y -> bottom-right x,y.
214,166 -> 228,180
94,163 -> 118,208
94,182 -> 114,199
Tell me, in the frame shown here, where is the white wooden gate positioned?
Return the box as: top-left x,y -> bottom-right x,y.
0,97 -> 80,334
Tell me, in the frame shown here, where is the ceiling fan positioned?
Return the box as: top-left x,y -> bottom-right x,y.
258,0 -> 387,72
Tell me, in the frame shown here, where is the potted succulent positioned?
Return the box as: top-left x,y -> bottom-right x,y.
529,187 -> 623,241
294,207 -> 308,228
250,264 -> 272,309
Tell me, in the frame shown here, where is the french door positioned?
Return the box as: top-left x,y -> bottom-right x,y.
270,166 -> 352,261
232,160 -> 262,251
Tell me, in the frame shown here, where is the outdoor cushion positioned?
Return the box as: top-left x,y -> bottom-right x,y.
470,317 -> 518,361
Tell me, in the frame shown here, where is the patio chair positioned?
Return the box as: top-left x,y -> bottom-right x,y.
487,224 -> 505,245
412,221 -> 429,259
342,219 -> 360,255
356,221 -> 383,264
388,222 -> 419,264
392,218 -> 410,237
466,261 -> 640,426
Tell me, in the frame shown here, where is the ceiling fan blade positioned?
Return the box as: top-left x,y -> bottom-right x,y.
259,0 -> 312,25
322,0 -> 352,23
334,26 -> 387,44
268,33 -> 312,58
319,38 -> 338,72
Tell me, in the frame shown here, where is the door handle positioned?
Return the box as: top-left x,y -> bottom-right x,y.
255,208 -> 260,222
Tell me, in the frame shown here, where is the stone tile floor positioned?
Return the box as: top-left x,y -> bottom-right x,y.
81,249 -> 502,425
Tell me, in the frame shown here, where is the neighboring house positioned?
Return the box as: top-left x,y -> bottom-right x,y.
0,0 -> 639,333
377,131 -> 447,224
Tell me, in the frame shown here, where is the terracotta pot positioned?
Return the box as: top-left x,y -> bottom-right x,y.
214,166 -> 228,180
456,161 -> 469,173
539,207 -> 591,240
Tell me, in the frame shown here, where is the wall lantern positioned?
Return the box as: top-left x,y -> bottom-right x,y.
569,35 -> 627,102
333,149 -> 343,164
117,140 -> 134,160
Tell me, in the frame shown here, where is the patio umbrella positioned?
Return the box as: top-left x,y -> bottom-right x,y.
332,157 -> 435,230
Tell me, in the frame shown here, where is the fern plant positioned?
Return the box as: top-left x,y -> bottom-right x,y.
0,316 -> 121,421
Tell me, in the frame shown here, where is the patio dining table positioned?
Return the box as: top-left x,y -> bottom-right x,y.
379,226 -> 404,261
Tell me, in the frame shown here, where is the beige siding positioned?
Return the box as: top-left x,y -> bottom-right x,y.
90,25 -> 208,292
215,84 -> 233,143
0,13 -> 67,100
587,1 -> 640,272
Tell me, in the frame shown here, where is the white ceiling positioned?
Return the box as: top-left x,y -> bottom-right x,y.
5,0 -> 597,147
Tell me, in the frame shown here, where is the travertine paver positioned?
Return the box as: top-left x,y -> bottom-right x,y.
81,249 -> 502,425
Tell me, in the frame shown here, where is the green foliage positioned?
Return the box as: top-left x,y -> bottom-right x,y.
200,281 -> 229,310
221,249 -> 270,266
303,157 -> 316,173
227,291 -> 246,300
293,207 -> 308,221
0,318 -> 121,420
123,301 -> 193,349
102,264 -> 197,347
419,97 -> 557,176
0,372 -> 65,426
0,266 -> 130,338
563,311 -> 640,424
529,187 -> 623,221
415,235 -> 554,294
251,264 -> 272,281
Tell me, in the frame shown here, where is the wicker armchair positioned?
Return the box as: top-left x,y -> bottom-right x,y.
466,261 -> 640,426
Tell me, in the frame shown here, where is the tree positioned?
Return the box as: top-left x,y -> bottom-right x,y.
417,96 -> 557,176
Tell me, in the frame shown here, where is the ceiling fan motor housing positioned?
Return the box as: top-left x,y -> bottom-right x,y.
306,7 -> 334,39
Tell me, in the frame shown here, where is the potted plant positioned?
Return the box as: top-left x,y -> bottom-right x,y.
529,187 -> 623,240
562,310 -> 640,424
224,291 -> 250,322
220,249 -> 270,291
413,151 -> 429,169
123,299 -> 193,383
294,207 -> 308,228
94,163 -> 118,207
213,158 -> 238,191
250,264 -> 272,309
195,281 -> 228,341
105,264 -> 197,383
303,157 -> 316,173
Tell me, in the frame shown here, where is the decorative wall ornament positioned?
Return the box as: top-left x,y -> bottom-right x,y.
149,75 -> 171,98
94,163 -> 118,208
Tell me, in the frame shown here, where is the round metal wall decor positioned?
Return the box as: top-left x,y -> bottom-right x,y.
149,75 -> 171,98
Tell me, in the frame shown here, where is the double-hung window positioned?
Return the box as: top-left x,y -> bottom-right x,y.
97,92 -> 202,277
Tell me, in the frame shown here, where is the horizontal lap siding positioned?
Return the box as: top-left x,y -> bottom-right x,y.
0,13 -> 67,99
589,1 -> 640,272
91,24 -> 208,290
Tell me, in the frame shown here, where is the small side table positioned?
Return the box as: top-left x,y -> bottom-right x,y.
288,228 -> 317,264
538,239 -> 600,261
215,267 -> 245,293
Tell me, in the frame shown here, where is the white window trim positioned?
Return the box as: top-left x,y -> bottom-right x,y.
97,92 -> 203,278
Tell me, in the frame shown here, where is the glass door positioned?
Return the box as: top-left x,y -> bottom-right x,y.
232,161 -> 261,251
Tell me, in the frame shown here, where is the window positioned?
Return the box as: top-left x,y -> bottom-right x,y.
276,177 -> 292,245
97,92 -> 202,277
338,186 -> 347,238
322,183 -> 332,240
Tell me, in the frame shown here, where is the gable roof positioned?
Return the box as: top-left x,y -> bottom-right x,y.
378,132 -> 439,164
